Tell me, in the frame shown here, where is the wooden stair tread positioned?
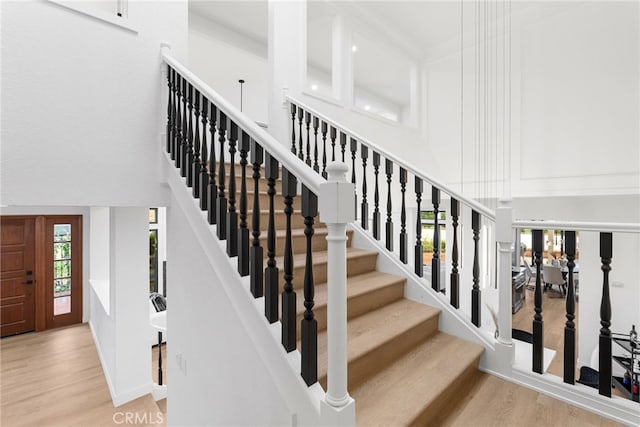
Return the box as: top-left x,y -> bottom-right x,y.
295,271 -> 404,315
273,247 -> 374,269
315,299 -> 441,385
351,332 -> 484,426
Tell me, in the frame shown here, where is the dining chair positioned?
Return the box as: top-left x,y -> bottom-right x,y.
542,264 -> 567,296
523,260 -> 536,290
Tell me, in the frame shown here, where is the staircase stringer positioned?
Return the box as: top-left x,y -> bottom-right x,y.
165,151 -> 328,425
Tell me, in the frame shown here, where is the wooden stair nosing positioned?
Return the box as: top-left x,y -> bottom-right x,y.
316,299 -> 441,390
294,271 -> 406,339
268,248 -> 378,290
350,332 -> 485,427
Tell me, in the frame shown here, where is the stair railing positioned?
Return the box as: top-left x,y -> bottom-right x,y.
161,48 -> 355,420
286,96 -> 640,420
286,96 -> 497,333
512,220 -> 640,398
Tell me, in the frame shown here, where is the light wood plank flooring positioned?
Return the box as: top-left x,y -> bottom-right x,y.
513,285 -> 576,378
1,322 -> 621,426
1,324 -> 164,427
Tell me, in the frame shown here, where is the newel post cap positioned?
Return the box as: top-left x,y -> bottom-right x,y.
319,162 -> 355,224
496,198 -> 513,243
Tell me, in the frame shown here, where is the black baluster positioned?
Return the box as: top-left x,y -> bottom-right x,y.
330,127 -> 337,162
227,120 -> 238,256
207,102 -> 218,225
175,74 -> 184,168
264,153 -> 279,323
186,83 -> 194,186
361,145 -> 369,229
166,65 -> 172,155
312,117 -> 319,173
385,159 -> 394,251
532,229 -> 544,374
450,198 -> 460,308
340,132 -> 347,162
305,112 -> 311,166
471,210 -> 481,327
399,168 -> 407,264
216,111 -> 227,239
199,98 -> 209,211
192,89 -> 201,198
321,121 -> 328,178
291,103 -> 297,155
599,232 -> 613,397
180,77 -> 188,176
414,177 -> 423,277
171,69 -> 179,161
157,332 -> 163,386
350,138 -> 358,218
298,107 -> 304,160
301,184 -> 318,386
564,230 -> 576,385
250,141 -> 264,298
237,131 -> 250,276
281,168 -> 297,352
432,187 -> 441,291
373,152 -> 381,240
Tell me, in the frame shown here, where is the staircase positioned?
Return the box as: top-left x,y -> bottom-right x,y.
251,169 -> 486,425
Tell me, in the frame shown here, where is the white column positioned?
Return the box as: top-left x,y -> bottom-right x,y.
496,199 -> 513,346
267,0 -> 305,144
319,162 -> 355,422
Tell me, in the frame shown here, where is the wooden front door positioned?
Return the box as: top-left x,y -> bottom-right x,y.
1,218 -> 36,337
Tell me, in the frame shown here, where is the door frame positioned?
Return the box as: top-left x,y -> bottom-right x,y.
1,215 -> 83,332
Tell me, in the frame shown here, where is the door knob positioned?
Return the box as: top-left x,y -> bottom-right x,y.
24,280 -> 33,285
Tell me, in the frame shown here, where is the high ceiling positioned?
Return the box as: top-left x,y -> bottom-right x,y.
187,1 -> 537,108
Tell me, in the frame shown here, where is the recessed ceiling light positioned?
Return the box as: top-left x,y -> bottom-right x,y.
364,105 -> 371,111
311,84 -> 318,91
352,45 -> 358,52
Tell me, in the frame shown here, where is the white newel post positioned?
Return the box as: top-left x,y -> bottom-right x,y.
319,162 -> 356,425
496,199 -> 514,349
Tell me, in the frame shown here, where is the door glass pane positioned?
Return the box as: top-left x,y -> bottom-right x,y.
54,260 -> 71,279
54,278 -> 71,297
54,224 -> 71,242
54,296 -> 71,316
53,223 -> 72,316
54,242 -> 71,260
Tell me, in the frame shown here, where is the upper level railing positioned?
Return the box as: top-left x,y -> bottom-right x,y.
161,49 -> 354,418
512,219 -> 640,403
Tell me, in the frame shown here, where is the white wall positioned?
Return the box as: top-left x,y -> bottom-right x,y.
90,207 -> 151,406
189,13 -> 268,125
166,196 -> 296,426
423,1 -> 640,200
0,0 -> 188,207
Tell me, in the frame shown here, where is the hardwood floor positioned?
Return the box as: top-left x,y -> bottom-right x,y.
1,324 -> 164,427
513,285 -> 576,378
0,322 -> 620,426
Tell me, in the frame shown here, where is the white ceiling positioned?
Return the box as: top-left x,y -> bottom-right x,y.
189,0 -> 268,45
187,1 -> 537,108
